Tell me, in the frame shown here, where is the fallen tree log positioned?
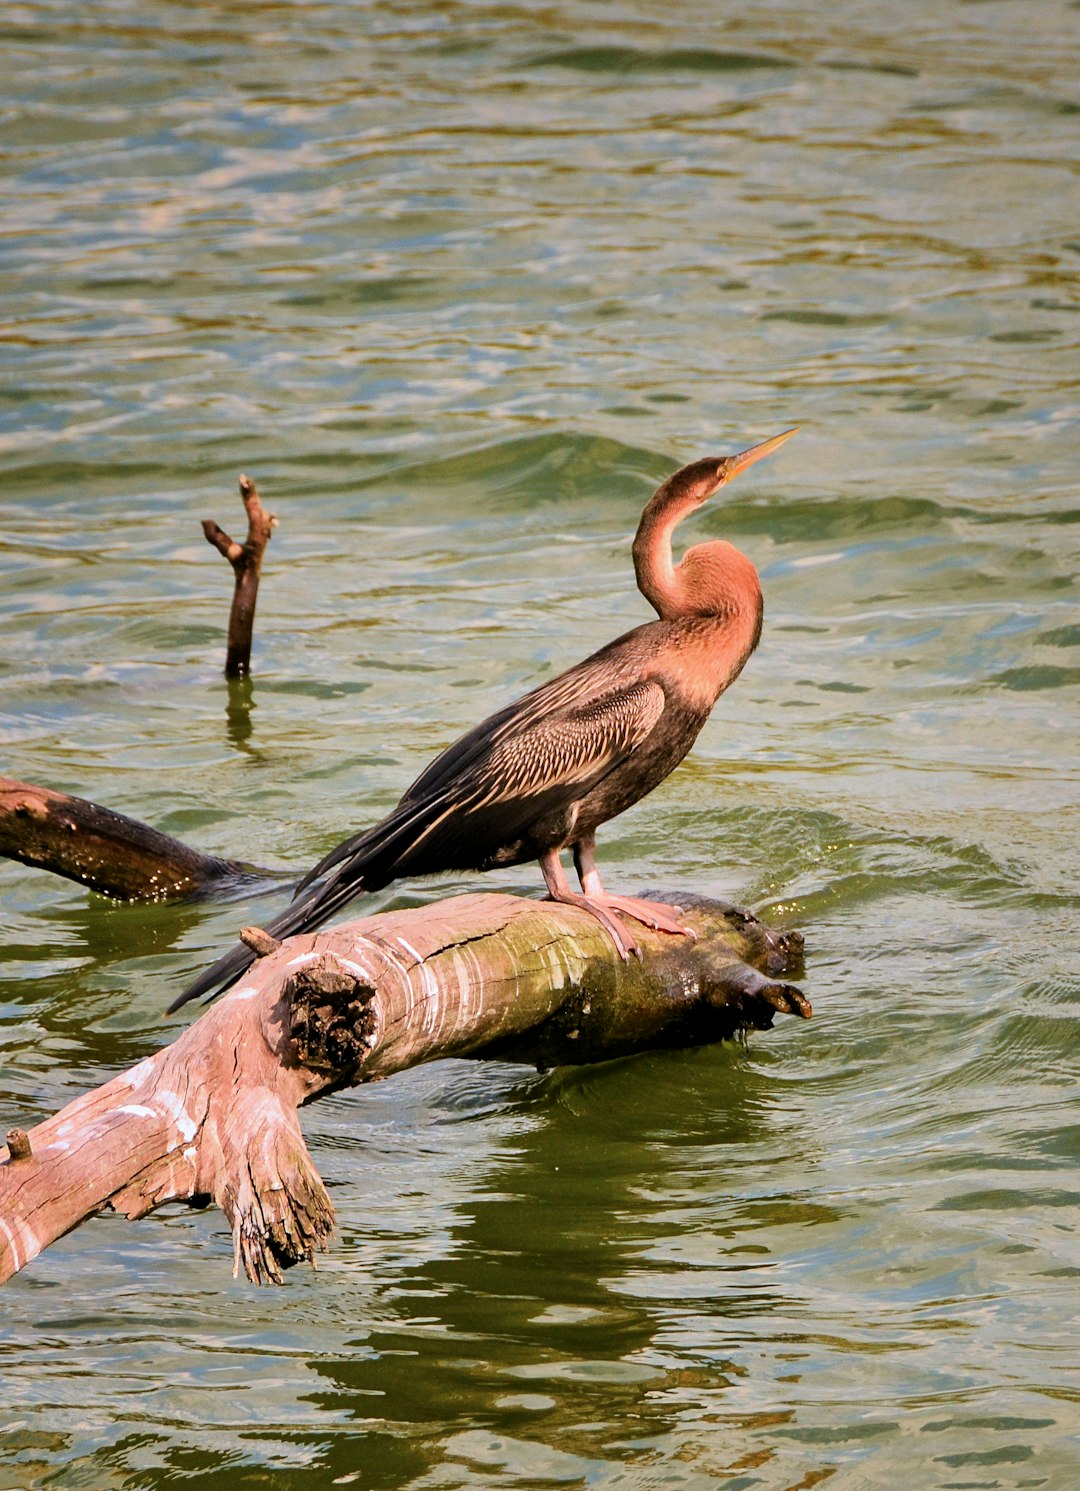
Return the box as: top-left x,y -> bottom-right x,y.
0,775 -> 264,902
0,890 -> 807,1286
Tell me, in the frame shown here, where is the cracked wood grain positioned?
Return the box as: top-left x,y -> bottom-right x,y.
1,891 -> 807,1287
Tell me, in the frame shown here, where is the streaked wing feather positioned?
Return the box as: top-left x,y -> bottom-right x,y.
385,680 -> 666,873
296,657 -> 624,893
174,681 -> 665,1010
398,638 -> 643,806
473,680 -> 665,803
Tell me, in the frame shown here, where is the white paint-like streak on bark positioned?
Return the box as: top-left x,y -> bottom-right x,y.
155,1089 -> 198,1142
124,1058 -> 156,1089
450,947 -> 473,1032
0,1217 -> 21,1272
460,942 -> 487,1040
0,1216 -> 38,1272
347,935 -> 381,981
537,941 -> 566,992
406,941 -> 442,1040
337,956 -> 375,984
543,936 -> 582,993
374,936 -> 423,1046
117,1104 -> 158,1120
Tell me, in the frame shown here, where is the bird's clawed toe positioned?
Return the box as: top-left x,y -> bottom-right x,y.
544,890 -> 639,960
598,894 -> 695,940
546,887 -> 698,960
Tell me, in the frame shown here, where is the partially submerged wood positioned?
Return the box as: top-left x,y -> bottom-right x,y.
0,891 -> 807,1287
0,775 -> 253,902
203,473 -> 276,678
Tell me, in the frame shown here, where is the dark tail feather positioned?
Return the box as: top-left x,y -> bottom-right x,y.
169,791 -> 455,1014
292,793 -> 439,899
166,867 -> 369,1014
166,937 -> 257,1013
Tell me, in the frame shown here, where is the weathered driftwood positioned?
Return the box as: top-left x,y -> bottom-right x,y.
0,891 -> 807,1286
202,473 -> 276,678
0,775 -> 254,902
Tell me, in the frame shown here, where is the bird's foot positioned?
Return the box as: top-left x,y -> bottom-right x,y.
592,893 -> 696,940
545,891 -> 695,961
544,891 -> 642,962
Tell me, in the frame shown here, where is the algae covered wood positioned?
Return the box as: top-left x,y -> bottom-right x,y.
0,891 -> 807,1288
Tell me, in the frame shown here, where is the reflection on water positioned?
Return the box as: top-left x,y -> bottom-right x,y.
2,1 -> 1079,1486
224,673 -> 257,750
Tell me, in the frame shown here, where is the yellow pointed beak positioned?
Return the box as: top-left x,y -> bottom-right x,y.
724,427 -> 798,482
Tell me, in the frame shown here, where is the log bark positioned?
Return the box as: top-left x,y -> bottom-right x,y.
0,891 -> 807,1287
0,775 -> 256,901
202,473 -> 276,678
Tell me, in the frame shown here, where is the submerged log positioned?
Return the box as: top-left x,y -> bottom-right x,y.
0,891 -> 807,1286
0,775 -> 255,902
202,473 -> 276,678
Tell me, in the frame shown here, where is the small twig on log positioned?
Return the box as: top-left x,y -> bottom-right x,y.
203,474 -> 276,678
6,1130 -> 31,1163
0,775 -> 262,902
239,925 -> 283,957
0,892 -> 808,1287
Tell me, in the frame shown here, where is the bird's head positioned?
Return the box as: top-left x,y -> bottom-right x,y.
666,428 -> 798,513
633,428 -> 797,622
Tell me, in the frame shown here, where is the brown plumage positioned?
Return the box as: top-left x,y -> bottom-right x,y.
168,430 -> 795,1011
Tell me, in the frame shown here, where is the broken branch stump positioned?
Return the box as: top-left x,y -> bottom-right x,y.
0,775 -> 254,902
0,891 -> 807,1286
202,473 -> 276,678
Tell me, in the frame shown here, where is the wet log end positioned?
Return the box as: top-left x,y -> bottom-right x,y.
0,775 -> 249,902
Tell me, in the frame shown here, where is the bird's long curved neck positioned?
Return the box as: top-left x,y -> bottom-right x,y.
632,478 -> 761,628
632,480 -> 689,618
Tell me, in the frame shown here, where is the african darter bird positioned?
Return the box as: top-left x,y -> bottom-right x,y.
168,429 -> 795,1011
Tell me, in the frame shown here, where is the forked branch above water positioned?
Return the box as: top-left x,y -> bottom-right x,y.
202,473 -> 277,678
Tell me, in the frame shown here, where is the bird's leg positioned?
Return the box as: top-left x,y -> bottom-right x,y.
572,835 -> 695,940
538,847 -> 640,962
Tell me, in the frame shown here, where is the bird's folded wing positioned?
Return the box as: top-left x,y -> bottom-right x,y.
298,679 -> 666,890
395,637 -> 648,808
373,678 -> 667,876
465,679 -> 666,805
